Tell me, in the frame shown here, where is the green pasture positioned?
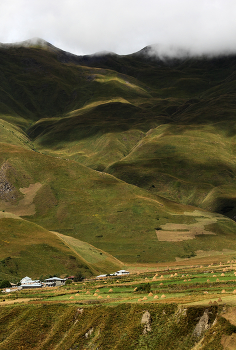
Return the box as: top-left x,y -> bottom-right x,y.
2,142 -> 236,270
0,217 -> 93,281
2,262 -> 236,306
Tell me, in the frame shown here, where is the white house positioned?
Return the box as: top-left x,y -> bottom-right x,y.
44,277 -> 66,287
96,274 -> 107,279
20,276 -> 33,285
96,270 -> 130,279
114,270 -> 129,276
20,276 -> 43,289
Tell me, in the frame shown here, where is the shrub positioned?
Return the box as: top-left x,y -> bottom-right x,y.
65,279 -> 72,285
74,271 -> 85,282
0,280 -> 11,288
136,283 -> 151,293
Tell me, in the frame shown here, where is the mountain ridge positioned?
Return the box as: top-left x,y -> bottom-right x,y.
1,39 -> 236,279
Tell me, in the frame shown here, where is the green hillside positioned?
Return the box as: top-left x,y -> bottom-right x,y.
53,231 -> 123,273
1,142 -> 236,268
1,41 -> 236,277
0,215 -> 93,281
106,123 -> 236,215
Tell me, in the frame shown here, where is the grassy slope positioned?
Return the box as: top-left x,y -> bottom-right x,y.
0,216 -> 93,281
0,208 -> 124,280
0,303 -> 233,350
1,44 -> 236,274
107,123 -> 236,215
52,231 -> 124,273
23,48 -> 236,220
1,143 -> 236,267
0,119 -> 34,150
29,100 -> 153,171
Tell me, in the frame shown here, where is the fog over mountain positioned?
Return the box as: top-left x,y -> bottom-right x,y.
1,0 -> 236,56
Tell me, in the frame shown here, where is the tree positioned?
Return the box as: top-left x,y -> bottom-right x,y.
74,271 -> 84,282
136,283 -> 151,293
0,280 -> 11,288
65,279 -> 72,285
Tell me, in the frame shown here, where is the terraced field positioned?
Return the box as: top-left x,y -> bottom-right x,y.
1,260 -> 236,349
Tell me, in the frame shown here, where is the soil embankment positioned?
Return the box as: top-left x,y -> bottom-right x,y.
0,303 -> 235,349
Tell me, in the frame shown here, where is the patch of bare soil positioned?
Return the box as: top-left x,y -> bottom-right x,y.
156,229 -> 197,241
222,307 -> 236,326
0,298 -> 34,305
175,249 -> 236,262
0,182 -> 42,216
221,334 -> 236,350
0,211 -> 22,219
156,211 -> 217,241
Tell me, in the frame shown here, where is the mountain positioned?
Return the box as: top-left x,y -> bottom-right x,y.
1,39 -> 236,279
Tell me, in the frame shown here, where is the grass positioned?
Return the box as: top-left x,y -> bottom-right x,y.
0,119 -> 33,150
106,123 -> 236,214
1,42 -> 236,277
2,261 -> 236,306
3,40 -> 236,349
2,261 -> 236,349
2,141 -> 236,271
0,217 -> 94,281
52,231 -> 124,273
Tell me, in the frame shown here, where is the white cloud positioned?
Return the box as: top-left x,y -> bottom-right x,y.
1,0 -> 236,55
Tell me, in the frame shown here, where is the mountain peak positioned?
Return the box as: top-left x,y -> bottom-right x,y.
16,37 -> 50,48
133,44 -> 191,60
0,37 -> 57,51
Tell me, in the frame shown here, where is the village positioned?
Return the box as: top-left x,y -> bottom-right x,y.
1,269 -> 130,293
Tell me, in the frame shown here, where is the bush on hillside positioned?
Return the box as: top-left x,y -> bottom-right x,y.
0,280 -> 11,288
65,279 -> 72,285
136,283 -> 151,293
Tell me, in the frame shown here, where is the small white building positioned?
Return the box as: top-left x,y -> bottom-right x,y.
95,270 -> 129,279
20,276 -> 43,289
20,276 -> 33,285
96,274 -> 107,279
114,270 -> 129,276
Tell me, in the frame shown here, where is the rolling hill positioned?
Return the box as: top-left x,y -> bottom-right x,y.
1,39 -> 236,279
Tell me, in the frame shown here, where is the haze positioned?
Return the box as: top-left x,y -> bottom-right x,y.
1,0 -> 236,56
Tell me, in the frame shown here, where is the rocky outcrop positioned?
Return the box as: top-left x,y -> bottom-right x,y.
84,328 -> 94,338
141,310 -> 152,334
0,162 -> 16,201
192,309 -> 210,339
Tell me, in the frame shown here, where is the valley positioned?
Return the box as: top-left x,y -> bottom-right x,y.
1,39 -> 236,348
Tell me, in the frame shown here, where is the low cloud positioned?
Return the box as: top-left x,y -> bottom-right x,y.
1,0 -> 236,56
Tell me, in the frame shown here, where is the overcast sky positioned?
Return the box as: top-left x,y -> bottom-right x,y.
1,0 -> 236,56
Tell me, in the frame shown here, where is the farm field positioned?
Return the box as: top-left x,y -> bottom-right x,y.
2,260 -> 236,349
2,259 -> 236,307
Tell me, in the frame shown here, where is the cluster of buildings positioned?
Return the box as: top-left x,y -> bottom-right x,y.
2,270 -> 130,292
3,276 -> 67,292
19,276 -> 67,289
